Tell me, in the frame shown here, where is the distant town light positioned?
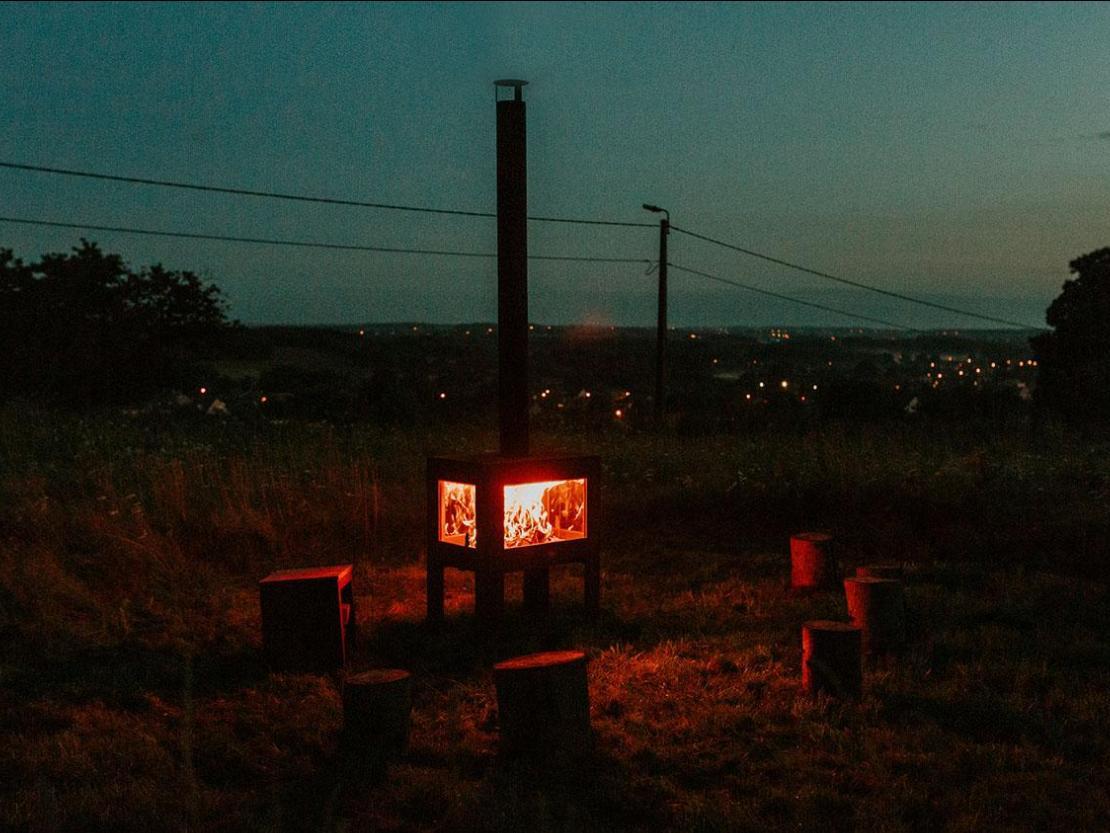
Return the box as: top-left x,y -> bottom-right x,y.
780,380 -> 788,389
439,392 -> 447,400
199,387 -> 207,395
614,408 -> 623,418
260,395 -> 268,404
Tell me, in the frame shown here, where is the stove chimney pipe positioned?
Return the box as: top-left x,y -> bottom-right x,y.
495,79 -> 529,457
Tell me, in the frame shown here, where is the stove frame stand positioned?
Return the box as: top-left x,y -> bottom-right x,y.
426,454 -> 601,624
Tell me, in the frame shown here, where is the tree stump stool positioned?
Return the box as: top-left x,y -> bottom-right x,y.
802,620 -> 862,698
493,650 -> 591,764
856,563 -> 904,581
791,532 -> 838,591
844,576 -> 906,654
342,669 -> 413,757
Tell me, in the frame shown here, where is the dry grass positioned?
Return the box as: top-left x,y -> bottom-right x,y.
1,406 -> 1109,831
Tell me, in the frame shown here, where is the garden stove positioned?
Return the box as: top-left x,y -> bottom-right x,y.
426,80 -> 601,623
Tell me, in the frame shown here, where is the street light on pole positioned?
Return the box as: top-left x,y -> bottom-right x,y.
643,203 -> 669,426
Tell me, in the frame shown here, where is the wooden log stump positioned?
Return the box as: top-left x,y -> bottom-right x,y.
856,563 -> 904,581
844,576 -> 906,655
493,650 -> 591,764
802,620 -> 862,698
791,532 -> 838,591
342,669 -> 413,757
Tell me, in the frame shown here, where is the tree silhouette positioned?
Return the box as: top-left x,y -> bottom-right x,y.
0,240 -> 231,406
1031,247 -> 1110,424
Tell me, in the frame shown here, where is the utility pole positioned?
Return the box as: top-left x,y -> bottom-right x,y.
643,204 -> 669,426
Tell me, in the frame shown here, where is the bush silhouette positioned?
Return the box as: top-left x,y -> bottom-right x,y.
0,240 -> 231,406
1031,247 -> 1110,425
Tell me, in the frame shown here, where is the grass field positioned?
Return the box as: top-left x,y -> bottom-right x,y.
2,405 -> 1109,832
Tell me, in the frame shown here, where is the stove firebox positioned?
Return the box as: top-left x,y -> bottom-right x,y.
426,454 -> 600,622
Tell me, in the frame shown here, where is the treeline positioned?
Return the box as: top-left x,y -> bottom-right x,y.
0,241 -> 232,405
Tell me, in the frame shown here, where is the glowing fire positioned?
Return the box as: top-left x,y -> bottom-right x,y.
504,478 -> 586,549
438,477 -> 587,549
439,481 -> 477,547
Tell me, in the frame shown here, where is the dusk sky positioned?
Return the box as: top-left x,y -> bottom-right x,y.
2,1 -> 1108,329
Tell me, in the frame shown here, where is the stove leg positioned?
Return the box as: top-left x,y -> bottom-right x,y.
523,568 -> 550,614
426,555 -> 444,624
475,570 -> 505,623
584,554 -> 600,616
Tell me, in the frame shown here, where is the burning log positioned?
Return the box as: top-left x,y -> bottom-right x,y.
802,620 -> 862,698
440,481 -> 477,547
504,478 -> 586,549
844,577 -> 906,655
494,650 -> 591,764
790,532 -> 838,591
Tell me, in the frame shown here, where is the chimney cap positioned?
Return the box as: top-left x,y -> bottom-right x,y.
494,79 -> 528,101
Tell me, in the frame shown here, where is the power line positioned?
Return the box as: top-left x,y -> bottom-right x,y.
0,214 -> 651,265
670,224 -> 1041,330
0,160 -> 654,228
667,261 -> 919,332
0,214 -> 937,329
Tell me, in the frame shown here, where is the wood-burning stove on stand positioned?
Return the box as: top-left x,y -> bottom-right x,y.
425,79 -> 601,624
426,454 -> 600,622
